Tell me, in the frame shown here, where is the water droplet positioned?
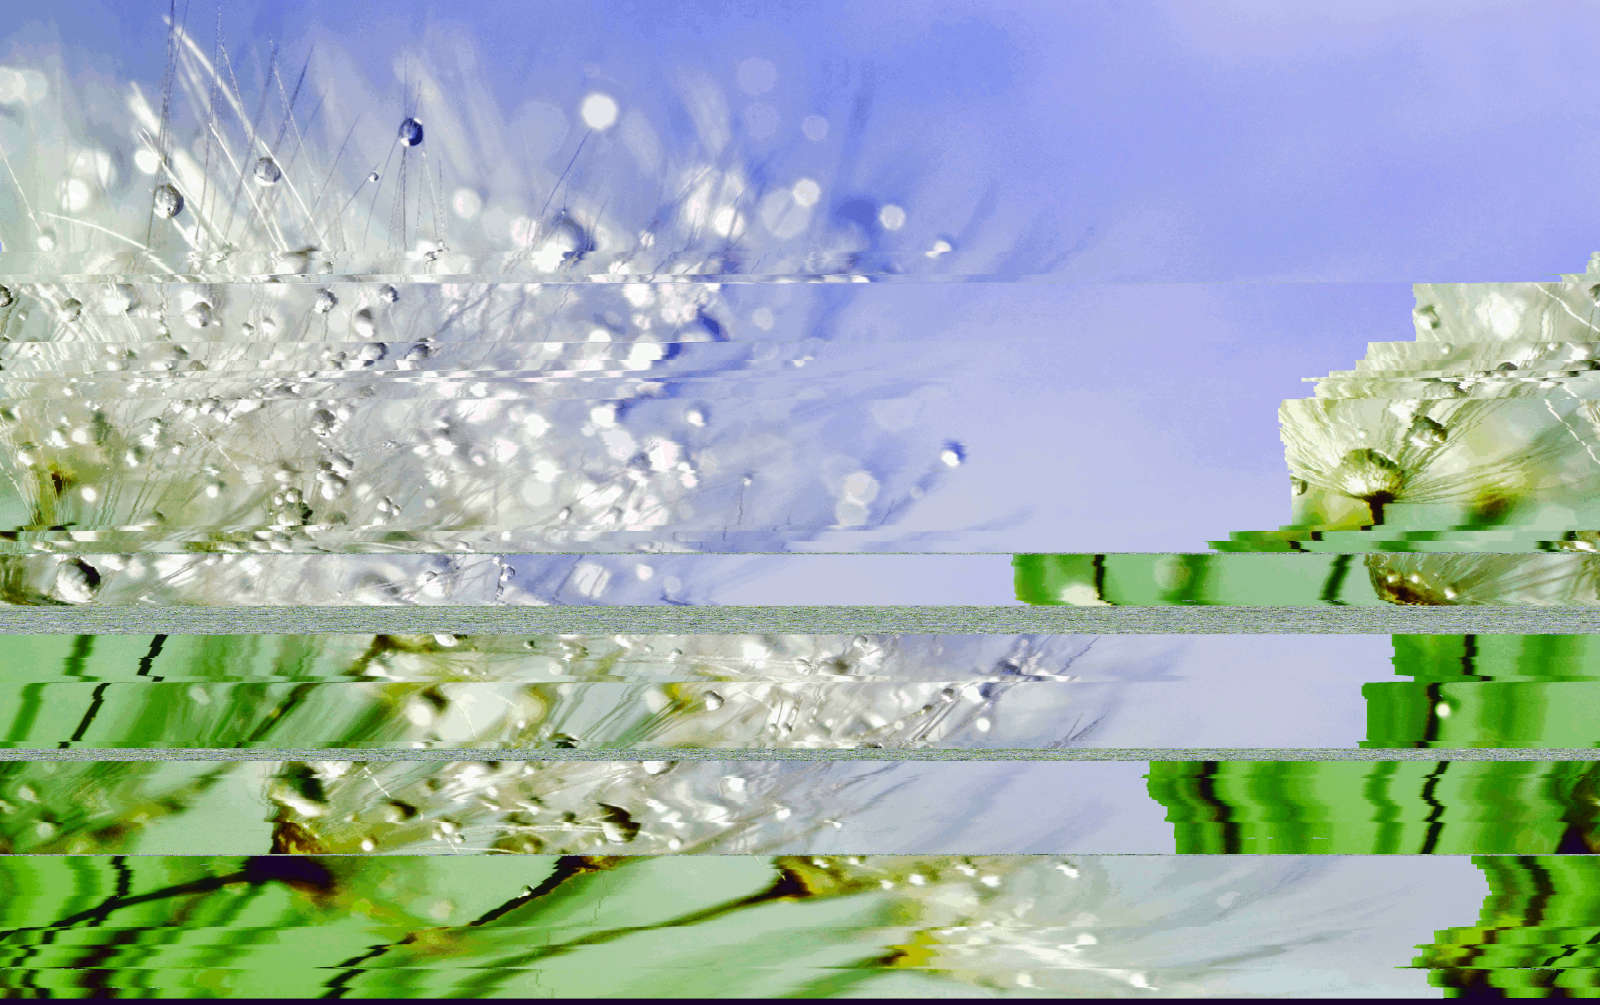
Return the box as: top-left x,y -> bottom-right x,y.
1290,476 -> 1308,496
56,176 -> 91,213
1413,304 -> 1440,330
1333,448 -> 1404,505
939,442 -> 966,467
152,184 -> 183,219
0,285 -> 14,309
184,300 -> 214,329
52,559 -> 100,603
704,690 -> 725,711
367,171 -> 380,184
382,800 -> 418,823
252,156 -> 282,186
313,288 -> 337,314
1407,415 -> 1448,449
579,93 -> 619,131
379,284 -> 399,304
597,804 -> 640,843
310,408 -> 340,437
57,298 -> 81,323
397,117 -> 424,147
352,308 -> 377,339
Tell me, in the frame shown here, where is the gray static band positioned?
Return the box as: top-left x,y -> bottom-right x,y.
0,604 -> 1596,634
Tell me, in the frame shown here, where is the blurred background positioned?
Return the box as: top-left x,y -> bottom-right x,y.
5,0 -> 1597,558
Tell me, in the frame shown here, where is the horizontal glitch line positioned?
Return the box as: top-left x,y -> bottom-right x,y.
0,272 -> 1433,286
0,605 -> 1595,634
5,747 -> 1600,762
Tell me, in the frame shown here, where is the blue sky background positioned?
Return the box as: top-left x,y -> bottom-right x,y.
10,1 -> 1600,551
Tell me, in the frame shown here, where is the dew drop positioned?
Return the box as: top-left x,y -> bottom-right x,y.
597,803 -> 640,843
313,288 -> 338,314
1407,415 -> 1448,449
0,285 -> 14,309
382,800 -> 419,823
252,156 -> 282,186
379,284 -> 399,304
397,117 -> 424,147
310,407 -> 340,437
939,442 -> 966,467
1333,448 -> 1404,505
52,558 -> 101,603
579,93 -> 619,131
184,300 -> 214,329
152,184 -> 183,219
352,308 -> 377,339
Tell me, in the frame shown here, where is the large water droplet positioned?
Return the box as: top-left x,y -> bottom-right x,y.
152,184 -> 183,219
1407,415 -> 1448,449
313,288 -> 337,314
252,156 -> 282,186
398,117 -> 424,147
1333,448 -> 1404,522
310,407 -> 340,437
184,300 -> 214,329
0,285 -> 14,309
52,559 -> 101,603
597,803 -> 640,843
382,800 -> 419,823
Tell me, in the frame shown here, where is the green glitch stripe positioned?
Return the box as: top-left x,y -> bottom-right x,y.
6,747 -> 1600,762
0,853 -> 1448,998
1365,681 -> 1600,747
1012,552 -> 1377,606
1147,760 -> 1599,855
0,855 -> 938,998
14,605 -> 1600,634
1419,856 -> 1600,998
1368,635 -> 1600,746
1389,634 -> 1600,682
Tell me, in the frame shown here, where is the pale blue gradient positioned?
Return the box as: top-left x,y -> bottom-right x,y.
7,1 -> 1584,552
